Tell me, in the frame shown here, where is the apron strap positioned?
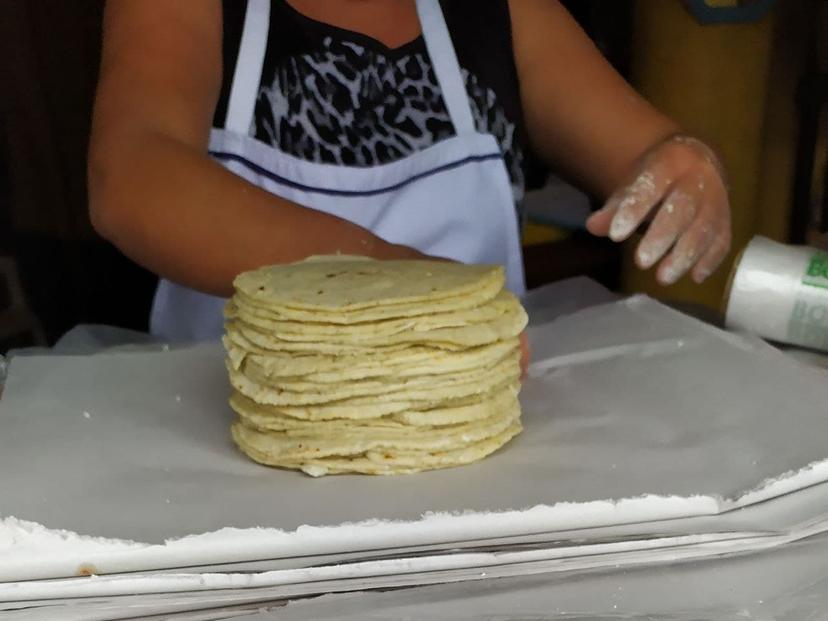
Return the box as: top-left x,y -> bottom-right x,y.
415,0 -> 476,135
225,0 -> 271,134
225,0 -> 473,136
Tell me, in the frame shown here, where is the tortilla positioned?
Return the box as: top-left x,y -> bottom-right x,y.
229,379 -> 520,422
232,404 -> 518,460
233,256 -> 504,313
228,351 -> 521,406
230,382 -> 519,429
226,336 -> 519,381
225,256 -> 526,476
233,422 -> 523,476
227,290 -> 520,338
230,295 -> 527,348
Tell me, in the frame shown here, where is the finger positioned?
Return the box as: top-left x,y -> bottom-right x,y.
691,227 -> 731,283
585,205 -> 616,237
606,162 -> 676,243
656,218 -> 717,286
634,185 -> 698,270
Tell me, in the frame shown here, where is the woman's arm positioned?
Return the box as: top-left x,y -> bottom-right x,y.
89,0 -> 421,299
509,0 -> 731,285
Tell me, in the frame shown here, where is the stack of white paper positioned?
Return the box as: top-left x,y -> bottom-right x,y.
2,288 -> 828,620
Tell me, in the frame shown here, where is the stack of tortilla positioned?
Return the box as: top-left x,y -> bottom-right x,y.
223,256 -> 528,476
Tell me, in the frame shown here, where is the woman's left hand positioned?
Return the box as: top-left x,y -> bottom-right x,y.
586,134 -> 731,286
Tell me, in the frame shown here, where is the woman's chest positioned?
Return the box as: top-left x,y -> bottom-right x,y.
283,0 -> 421,49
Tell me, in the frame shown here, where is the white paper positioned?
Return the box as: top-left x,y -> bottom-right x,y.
2,295 -> 828,582
6,482 -> 828,617
268,531 -> 828,621
6,520 -> 828,619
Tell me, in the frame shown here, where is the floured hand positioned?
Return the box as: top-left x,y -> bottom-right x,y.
586,134 -> 731,285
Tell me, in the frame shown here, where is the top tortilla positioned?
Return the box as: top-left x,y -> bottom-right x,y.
233,256 -> 504,315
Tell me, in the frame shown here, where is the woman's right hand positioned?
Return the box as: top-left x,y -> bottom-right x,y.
519,331 -> 531,381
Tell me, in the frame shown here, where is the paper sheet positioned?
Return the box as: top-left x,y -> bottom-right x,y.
267,530 -> 828,621
6,511 -> 828,620
2,294 -> 828,581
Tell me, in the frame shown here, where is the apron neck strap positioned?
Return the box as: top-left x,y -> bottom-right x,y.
416,0 -> 476,134
225,0 -> 271,133
226,0 -> 475,136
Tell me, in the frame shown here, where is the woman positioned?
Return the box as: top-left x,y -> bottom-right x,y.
89,0 -> 731,342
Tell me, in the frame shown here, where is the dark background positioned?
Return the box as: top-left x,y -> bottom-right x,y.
0,1 -> 157,350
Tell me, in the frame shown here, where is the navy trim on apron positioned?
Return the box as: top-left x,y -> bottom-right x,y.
208,150 -> 504,197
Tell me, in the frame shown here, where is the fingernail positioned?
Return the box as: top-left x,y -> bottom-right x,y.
589,203 -> 615,227
637,247 -> 657,269
609,214 -> 635,242
660,266 -> 681,285
693,268 -> 711,284
637,235 -> 676,269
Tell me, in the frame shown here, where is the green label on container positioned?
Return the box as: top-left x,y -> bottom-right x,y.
803,252 -> 828,290
787,299 -> 828,350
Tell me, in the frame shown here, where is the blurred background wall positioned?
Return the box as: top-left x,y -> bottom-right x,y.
0,0 -> 157,350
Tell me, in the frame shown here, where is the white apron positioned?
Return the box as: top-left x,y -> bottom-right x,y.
150,0 -> 526,342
